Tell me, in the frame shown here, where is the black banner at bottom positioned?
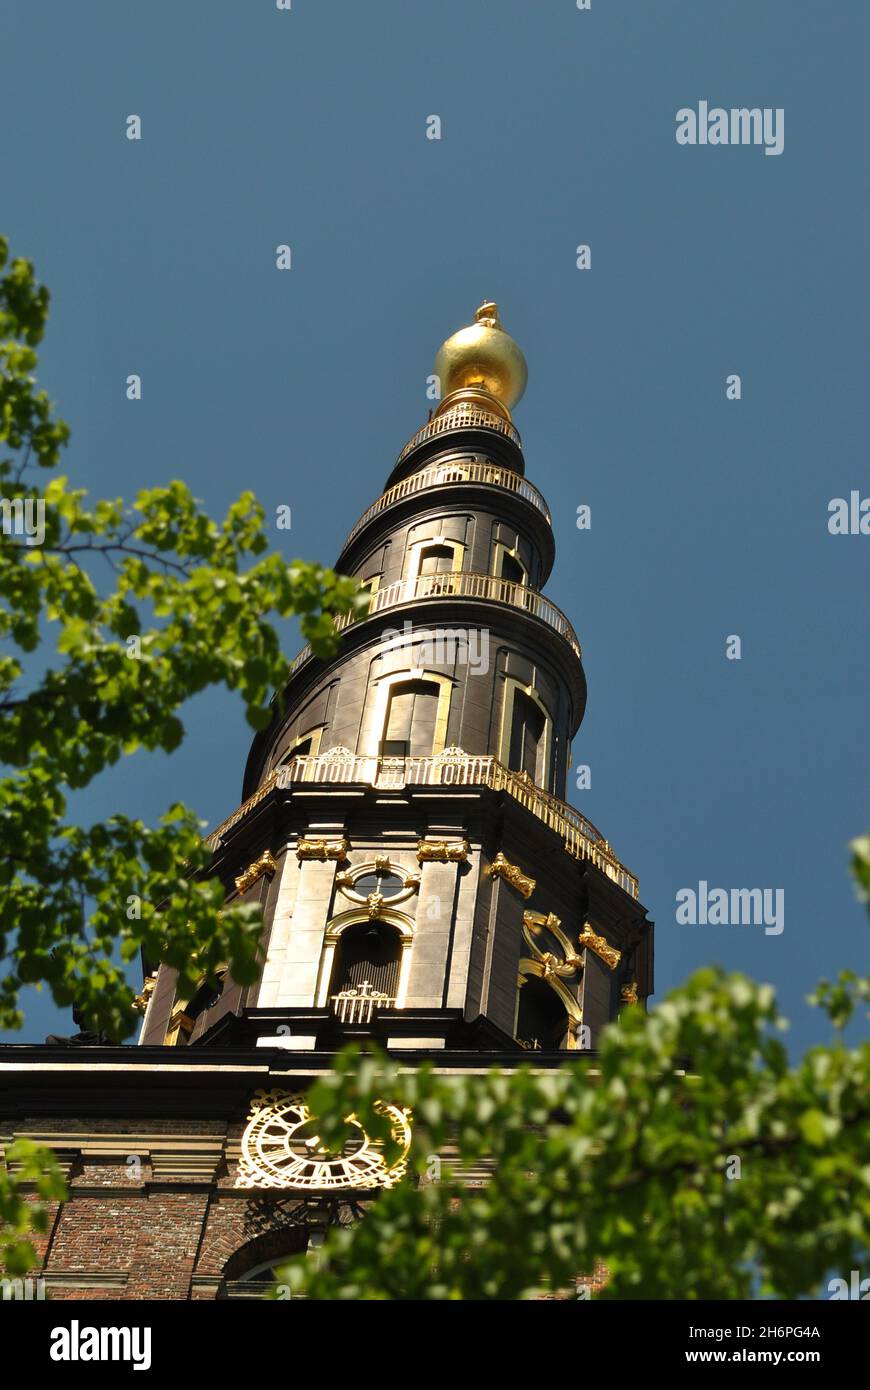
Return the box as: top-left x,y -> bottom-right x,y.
4,1294 -> 866,1375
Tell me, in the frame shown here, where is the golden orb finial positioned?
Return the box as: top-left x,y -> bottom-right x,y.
433,300 -> 528,418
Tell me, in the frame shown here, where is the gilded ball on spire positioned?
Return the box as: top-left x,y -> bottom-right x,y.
433,301 -> 528,414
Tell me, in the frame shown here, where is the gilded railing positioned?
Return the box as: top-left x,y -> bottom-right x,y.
207,747 -> 638,899
331,985 -> 395,1025
396,406 -> 522,465
342,457 -> 551,550
289,570 -> 581,676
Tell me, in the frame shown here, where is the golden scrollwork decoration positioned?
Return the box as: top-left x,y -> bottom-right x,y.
517,910 -> 585,1049
234,849 -> 278,894
296,837 -> 349,862
416,839 -> 470,864
521,911 -> 584,980
235,1089 -> 412,1192
132,974 -> 157,1015
579,924 -> 622,971
486,851 -> 535,899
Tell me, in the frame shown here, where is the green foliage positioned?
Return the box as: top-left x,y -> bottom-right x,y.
279,977 -> 869,1300
280,847 -> 870,1300
0,235 -> 365,1041
0,1140 -> 66,1275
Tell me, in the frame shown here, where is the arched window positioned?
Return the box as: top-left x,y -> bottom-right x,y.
316,908 -> 414,1010
516,975 -> 571,1051
219,1228 -> 313,1300
406,536 -> 465,590
328,920 -> 403,1002
365,669 -> 453,760
381,678 -> 442,757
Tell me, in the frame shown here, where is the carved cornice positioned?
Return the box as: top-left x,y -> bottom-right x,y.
208,750 -> 639,901
296,837 -> 348,862
486,851 -> 535,899
579,924 -> 622,971
416,838 -> 470,864
5,1132 -> 225,1186
234,849 -> 278,894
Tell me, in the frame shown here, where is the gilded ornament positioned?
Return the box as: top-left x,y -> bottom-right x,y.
334,860 -> 420,908
416,839 -> 470,864
296,837 -> 349,862
234,849 -> 278,894
433,301 -> 528,414
132,975 -> 157,1014
521,911 -> 583,978
579,924 -> 622,971
235,1089 -> 411,1192
486,851 -> 535,899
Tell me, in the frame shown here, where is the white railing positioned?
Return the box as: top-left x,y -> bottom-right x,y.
207,748 -> 639,899
342,456 -> 551,550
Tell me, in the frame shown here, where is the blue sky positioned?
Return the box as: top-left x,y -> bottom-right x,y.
2,0 -> 867,1047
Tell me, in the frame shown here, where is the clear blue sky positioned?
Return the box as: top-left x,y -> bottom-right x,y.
2,1 -> 867,1047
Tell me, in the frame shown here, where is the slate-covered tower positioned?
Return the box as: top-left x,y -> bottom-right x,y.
141,301 -> 653,1056
3,305 -> 654,1300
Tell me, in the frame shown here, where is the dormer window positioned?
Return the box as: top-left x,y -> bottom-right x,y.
381,678 -> 442,758
493,540 -> 527,586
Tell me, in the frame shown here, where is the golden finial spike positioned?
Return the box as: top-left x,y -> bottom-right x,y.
475,300 -> 501,327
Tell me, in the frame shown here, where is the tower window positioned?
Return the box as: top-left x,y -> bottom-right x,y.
493,541 -> 527,587
329,921 -> 403,1001
170,970 -> 227,1047
418,543 -> 456,577
508,689 -> 546,781
516,976 -> 570,1051
381,678 -> 441,758
281,736 -> 312,763
277,725 -> 324,769
358,575 -> 381,613
499,552 -> 526,585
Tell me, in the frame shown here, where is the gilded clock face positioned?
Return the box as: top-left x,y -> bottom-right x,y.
236,1090 -> 411,1192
